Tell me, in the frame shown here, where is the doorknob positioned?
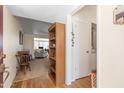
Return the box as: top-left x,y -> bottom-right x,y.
86,51 -> 89,53
0,52 -> 7,87
0,63 -> 9,83
0,64 -> 9,73
0,64 -> 9,87
0,52 -> 6,60
0,64 -> 5,73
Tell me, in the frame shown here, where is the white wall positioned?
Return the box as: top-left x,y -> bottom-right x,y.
3,6 -> 23,88
66,15 -> 74,84
23,34 -> 48,59
98,5 -> 124,87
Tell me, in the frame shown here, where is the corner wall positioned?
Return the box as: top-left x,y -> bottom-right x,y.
98,5 -> 124,87
3,6 -> 23,88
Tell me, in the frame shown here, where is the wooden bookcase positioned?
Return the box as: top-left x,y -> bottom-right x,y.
48,22 -> 65,86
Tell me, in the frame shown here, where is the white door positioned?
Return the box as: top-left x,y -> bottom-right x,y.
73,19 -> 91,79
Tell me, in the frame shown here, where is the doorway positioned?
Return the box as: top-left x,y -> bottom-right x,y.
72,5 -> 97,86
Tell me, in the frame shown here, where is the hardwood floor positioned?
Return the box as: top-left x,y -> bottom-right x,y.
11,75 -> 92,88
11,58 -> 92,88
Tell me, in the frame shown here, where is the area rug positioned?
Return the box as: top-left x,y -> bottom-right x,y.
14,58 -> 49,82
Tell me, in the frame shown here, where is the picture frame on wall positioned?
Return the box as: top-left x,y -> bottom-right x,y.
19,31 -> 23,45
113,5 -> 124,25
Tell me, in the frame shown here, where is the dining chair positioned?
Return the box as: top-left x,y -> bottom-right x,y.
16,54 -> 31,74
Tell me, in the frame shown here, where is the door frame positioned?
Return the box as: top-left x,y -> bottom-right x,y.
66,5 -> 99,87
0,5 -> 3,88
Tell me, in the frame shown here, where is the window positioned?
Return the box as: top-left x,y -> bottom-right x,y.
34,38 -> 49,49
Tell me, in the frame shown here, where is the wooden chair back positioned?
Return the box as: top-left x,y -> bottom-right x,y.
16,54 -> 29,65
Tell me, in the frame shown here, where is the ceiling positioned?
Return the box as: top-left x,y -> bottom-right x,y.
7,5 -> 78,23
17,16 -> 51,35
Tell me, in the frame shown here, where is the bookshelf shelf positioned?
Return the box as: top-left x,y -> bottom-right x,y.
48,22 -> 65,86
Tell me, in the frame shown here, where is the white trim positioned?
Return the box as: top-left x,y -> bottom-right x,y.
65,15 -> 73,85
96,5 -> 100,88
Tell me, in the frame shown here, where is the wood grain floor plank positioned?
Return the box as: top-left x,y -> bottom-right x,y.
11,75 -> 91,88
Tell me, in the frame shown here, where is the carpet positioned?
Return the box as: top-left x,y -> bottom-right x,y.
14,58 -> 48,82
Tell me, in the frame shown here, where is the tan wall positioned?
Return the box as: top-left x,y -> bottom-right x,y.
98,5 -> 124,87
3,6 -> 23,88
